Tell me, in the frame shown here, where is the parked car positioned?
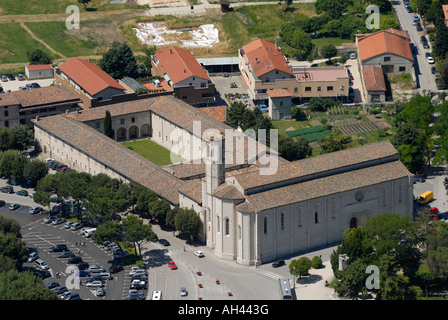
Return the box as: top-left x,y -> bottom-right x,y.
17,74 -> 25,81
1,186 -> 14,193
96,287 -> 105,297
45,281 -> 60,289
76,262 -> 89,270
129,268 -> 146,276
431,66 -> 436,74
70,222 -> 83,230
168,260 -> 177,270
86,280 -> 103,287
272,260 -> 286,268
44,215 -> 57,224
57,251 -> 74,259
109,264 -> 124,274
16,190 -> 28,196
416,22 -> 423,31
88,265 -> 105,273
7,73 -> 15,80
49,244 -> 68,253
76,270 -> 91,277
52,217 -> 66,225
31,83 -> 41,88
64,221 -> 76,229
53,286 -> 68,295
8,203 -> 19,210
67,256 -> 83,264
180,287 -> 188,297
28,251 -> 39,262
0,200 -> 5,207
29,206 -> 43,214
426,52 -> 435,64
1,75 -> 8,82
421,36 -> 429,49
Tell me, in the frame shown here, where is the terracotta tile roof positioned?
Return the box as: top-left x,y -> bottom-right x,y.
154,46 -> 211,84
196,105 -> 227,122
58,58 -> 125,96
235,200 -> 255,213
363,65 -> 386,91
212,183 -> 244,200
26,64 -> 53,71
358,29 -> 413,62
242,39 -> 292,78
246,160 -> 412,212
65,96 -> 159,122
267,89 -> 292,98
32,114 -> 183,205
0,86 -> 80,108
234,140 -> 399,192
444,5 -> 448,24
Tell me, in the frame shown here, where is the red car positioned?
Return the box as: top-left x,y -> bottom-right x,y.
168,261 -> 177,270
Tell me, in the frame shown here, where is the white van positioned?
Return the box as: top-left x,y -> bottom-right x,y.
152,290 -> 162,300
35,259 -> 49,270
84,228 -> 96,238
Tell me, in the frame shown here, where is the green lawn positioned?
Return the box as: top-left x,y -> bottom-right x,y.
0,22 -> 53,64
121,139 -> 184,167
25,21 -> 103,58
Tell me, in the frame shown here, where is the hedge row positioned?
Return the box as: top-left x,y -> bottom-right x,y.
286,125 -> 326,137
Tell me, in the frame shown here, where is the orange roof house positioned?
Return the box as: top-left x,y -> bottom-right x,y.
357,29 -> 413,63
443,5 -> 448,27
241,39 -> 293,78
58,58 -> 125,97
150,46 -> 216,107
152,46 -> 211,85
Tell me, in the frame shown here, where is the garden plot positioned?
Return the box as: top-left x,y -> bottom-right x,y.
134,22 -> 219,47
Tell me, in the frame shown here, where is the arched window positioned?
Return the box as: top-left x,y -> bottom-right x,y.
217,215 -> 220,233
314,203 -> 319,223
398,185 -> 402,203
383,189 -> 386,207
225,218 -> 230,236
264,216 -> 267,234
297,208 -> 302,227
238,225 -> 241,239
281,212 -> 285,230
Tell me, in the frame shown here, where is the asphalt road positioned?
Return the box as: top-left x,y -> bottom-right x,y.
392,1 -> 437,91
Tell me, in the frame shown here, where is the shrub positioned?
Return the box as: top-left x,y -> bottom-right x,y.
311,256 -> 323,269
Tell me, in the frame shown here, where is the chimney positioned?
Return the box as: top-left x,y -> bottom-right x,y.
35,116 -> 39,122
66,109 -> 69,114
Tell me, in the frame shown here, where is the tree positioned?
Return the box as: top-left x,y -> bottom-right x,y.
433,20 -> 448,60
290,257 -> 312,281
8,124 -> 34,152
0,233 -> 29,270
0,270 -> 58,300
277,134 -> 311,161
104,110 -> 114,139
225,101 -> 247,129
122,215 -> 156,260
401,94 -> 434,132
174,208 -> 201,241
149,199 -> 171,224
291,106 -> 307,121
318,129 -> 352,154
435,58 -> 448,90
334,258 -> 368,299
99,42 -> 139,79
93,221 -> 122,245
23,159 -> 49,187
77,0 -> 91,10
0,150 -> 29,180
315,0 -> 350,19
391,123 -> 426,173
26,49 -> 52,65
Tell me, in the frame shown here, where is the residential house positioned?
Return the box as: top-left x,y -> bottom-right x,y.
151,46 -> 216,107
55,58 -> 127,109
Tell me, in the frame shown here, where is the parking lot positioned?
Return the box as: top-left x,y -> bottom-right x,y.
0,76 -> 55,93
413,168 -> 448,219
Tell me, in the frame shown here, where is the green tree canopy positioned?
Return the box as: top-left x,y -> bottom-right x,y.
26,49 -> 52,65
99,42 -> 139,79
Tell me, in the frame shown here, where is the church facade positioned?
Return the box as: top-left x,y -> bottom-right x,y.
33,96 -> 413,266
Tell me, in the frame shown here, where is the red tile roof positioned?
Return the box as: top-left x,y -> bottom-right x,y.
358,29 -> 413,62
26,64 -> 53,71
267,89 -> 292,98
242,39 -> 292,78
197,105 -> 227,122
362,65 -> 386,91
58,58 -> 125,96
154,46 -> 211,84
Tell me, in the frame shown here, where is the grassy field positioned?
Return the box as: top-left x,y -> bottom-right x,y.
0,0 -> 135,15
0,22 -> 53,64
121,138 -> 184,167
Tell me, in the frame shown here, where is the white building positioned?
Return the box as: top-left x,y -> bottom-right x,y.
33,96 -> 414,265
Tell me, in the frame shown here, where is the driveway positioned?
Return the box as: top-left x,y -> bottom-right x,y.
392,1 -> 437,91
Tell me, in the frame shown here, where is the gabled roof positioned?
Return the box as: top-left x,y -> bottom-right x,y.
358,29 -> 413,62
154,46 -> 211,84
58,58 -> 125,96
242,39 -> 292,78
362,65 -> 386,92
26,64 -> 53,71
